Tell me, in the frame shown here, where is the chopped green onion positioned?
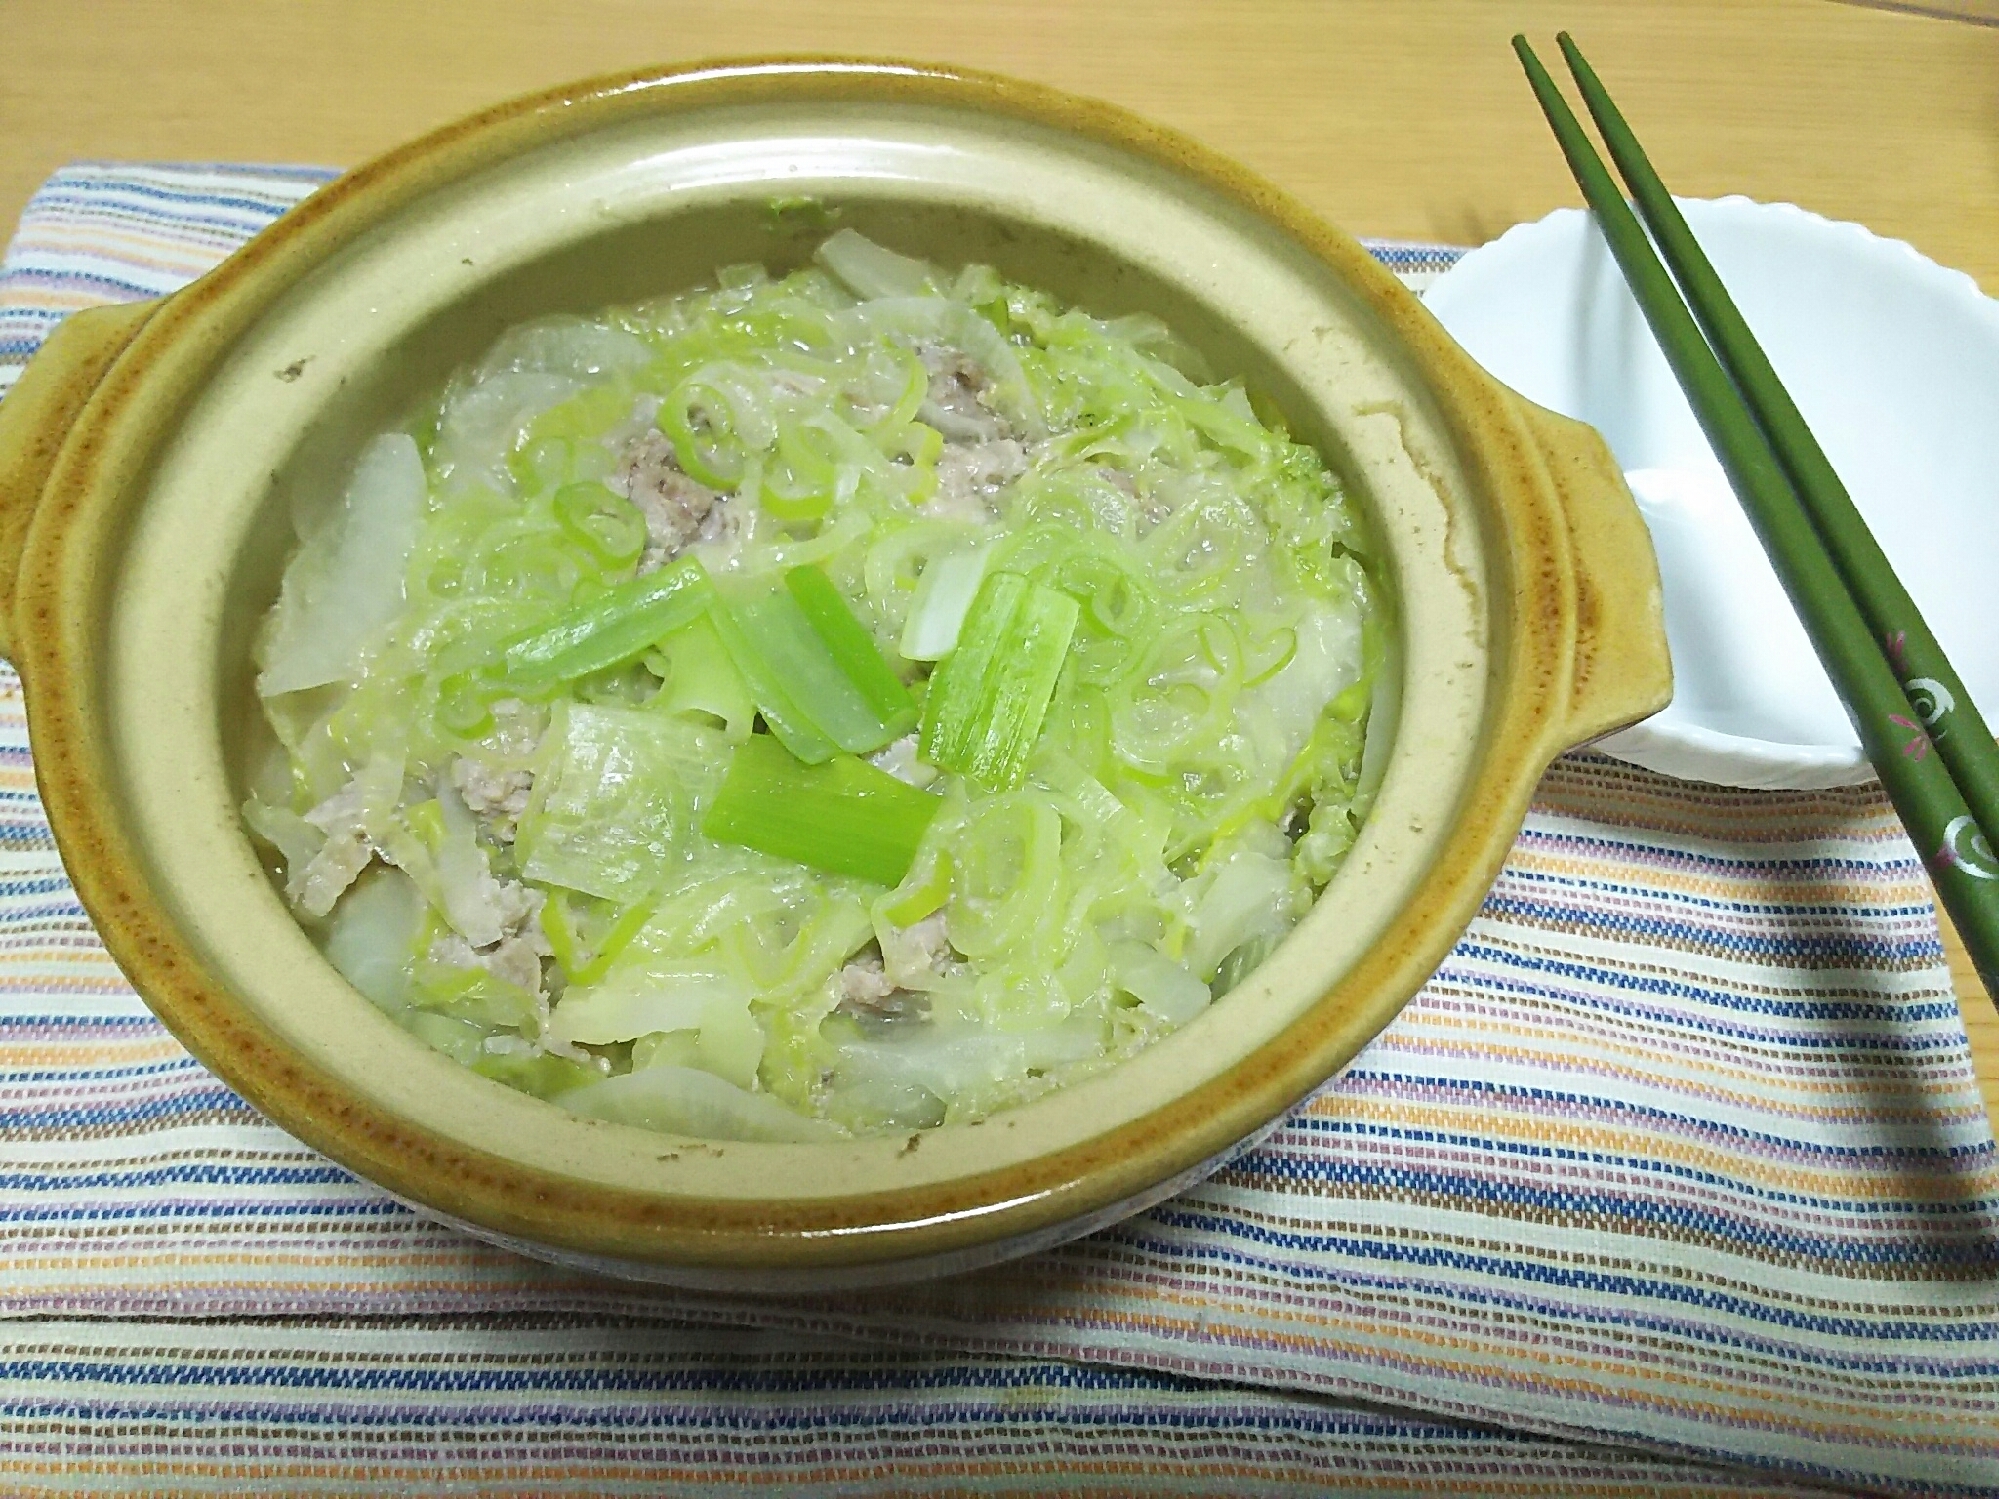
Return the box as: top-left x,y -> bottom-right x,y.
568,898 -> 657,988
538,889 -> 581,975
502,555 -> 713,693
722,580 -> 886,751
543,891 -> 659,999
530,382 -> 638,444
918,571 -> 1080,789
759,418 -> 840,523
880,846 -> 954,928
784,565 -> 916,733
877,417 -> 942,466
434,669 -> 498,738
538,889 -> 657,987
552,480 -> 647,566
657,367 -> 771,489
703,734 -> 943,886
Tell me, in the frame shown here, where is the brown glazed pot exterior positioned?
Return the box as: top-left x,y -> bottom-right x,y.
0,61 -> 1669,1289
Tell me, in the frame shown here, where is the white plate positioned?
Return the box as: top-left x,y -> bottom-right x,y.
1424,197 -> 1999,789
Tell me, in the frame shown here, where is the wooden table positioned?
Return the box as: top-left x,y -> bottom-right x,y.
3,0 -> 1996,1118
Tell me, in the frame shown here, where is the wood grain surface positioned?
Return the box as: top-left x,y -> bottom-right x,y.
3,0 -> 1995,1119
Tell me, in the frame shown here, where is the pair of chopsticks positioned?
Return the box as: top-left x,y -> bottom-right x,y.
1513,34 -> 1999,1000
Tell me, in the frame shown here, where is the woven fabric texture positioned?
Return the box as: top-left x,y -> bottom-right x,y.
1,163 -> 1995,1496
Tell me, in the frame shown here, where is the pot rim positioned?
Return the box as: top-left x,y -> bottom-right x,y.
11,57 -> 1660,1274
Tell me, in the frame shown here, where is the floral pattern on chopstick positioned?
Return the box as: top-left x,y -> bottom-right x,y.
1890,714 -> 1932,761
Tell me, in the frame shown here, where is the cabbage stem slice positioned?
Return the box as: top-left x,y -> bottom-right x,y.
649,614 -> 757,741
502,555 -> 713,692
918,571 -> 1079,790
703,734 -> 942,887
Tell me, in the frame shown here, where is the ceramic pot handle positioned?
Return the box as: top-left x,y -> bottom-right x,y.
0,298 -> 163,662
1513,397 -> 1674,750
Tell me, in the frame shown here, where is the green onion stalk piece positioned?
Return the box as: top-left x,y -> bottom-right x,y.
709,572 -> 913,763
706,586 -> 838,765
783,564 -> 917,733
703,733 -> 944,886
501,555 -> 714,694
918,570 -> 1081,790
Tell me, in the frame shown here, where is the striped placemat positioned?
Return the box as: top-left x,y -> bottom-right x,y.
2,163 -> 1996,1497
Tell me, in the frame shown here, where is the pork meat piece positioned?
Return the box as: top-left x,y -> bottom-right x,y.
928,437 -> 1027,521
879,908 -> 962,989
835,949 -> 931,1027
293,779 -> 375,918
427,930 -> 547,1000
450,757 -> 533,844
616,429 -> 726,572
916,343 -> 1011,444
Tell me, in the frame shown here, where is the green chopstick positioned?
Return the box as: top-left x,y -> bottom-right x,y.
1554,32 -> 1999,867
1513,34 -> 1999,998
